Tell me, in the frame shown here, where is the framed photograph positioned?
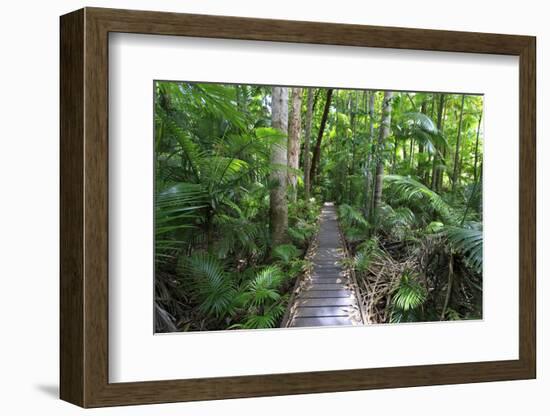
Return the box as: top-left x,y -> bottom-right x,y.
60,7 -> 536,408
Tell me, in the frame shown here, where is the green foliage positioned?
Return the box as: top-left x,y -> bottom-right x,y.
244,266 -> 285,306
338,203 -> 370,243
425,221 -> 444,233
353,238 -> 382,272
232,266 -> 289,329
181,253 -> 237,318
390,273 -> 427,323
396,111 -> 448,157
272,244 -> 302,265
378,204 -> 417,239
339,203 -> 370,229
239,303 -> 287,329
154,84 -> 484,330
445,224 -> 483,274
384,175 -> 456,223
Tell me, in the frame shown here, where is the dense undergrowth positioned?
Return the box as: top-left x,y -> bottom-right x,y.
338,176 -> 482,324
154,82 -> 484,330
154,82 -> 321,332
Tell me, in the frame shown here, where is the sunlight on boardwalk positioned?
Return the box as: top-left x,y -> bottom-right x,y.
284,203 -> 363,328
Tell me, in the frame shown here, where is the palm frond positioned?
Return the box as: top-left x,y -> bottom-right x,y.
384,175 -> 456,223
181,253 -> 236,318
445,225 -> 483,273
272,244 -> 302,265
240,303 -> 286,329
390,273 -> 427,323
338,203 -> 370,229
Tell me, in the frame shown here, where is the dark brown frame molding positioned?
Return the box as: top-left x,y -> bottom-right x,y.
60,7 -> 536,408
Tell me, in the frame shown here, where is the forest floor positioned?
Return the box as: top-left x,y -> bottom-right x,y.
283,203 -> 364,327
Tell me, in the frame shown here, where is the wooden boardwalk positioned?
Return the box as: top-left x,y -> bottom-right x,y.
283,203 -> 363,328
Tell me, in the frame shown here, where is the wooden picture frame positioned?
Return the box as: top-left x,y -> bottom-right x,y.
60,7 -> 536,408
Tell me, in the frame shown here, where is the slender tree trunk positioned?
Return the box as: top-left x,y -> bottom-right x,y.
437,100 -> 449,191
235,85 -> 241,110
348,92 -> 359,202
473,109 -> 483,182
303,88 -> 315,201
431,94 -> 445,190
287,87 -> 303,202
235,85 -> 248,113
452,95 -> 466,192
409,139 -> 414,169
269,87 -> 289,247
371,91 -> 394,228
364,91 -> 375,217
392,137 -> 398,173
440,254 -> 454,320
310,89 -> 333,185
418,100 -> 427,174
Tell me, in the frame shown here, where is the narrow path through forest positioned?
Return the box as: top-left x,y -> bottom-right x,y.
284,203 -> 363,328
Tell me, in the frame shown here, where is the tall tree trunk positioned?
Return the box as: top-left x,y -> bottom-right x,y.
287,87 -> 303,202
364,91 -> 376,217
473,109 -> 483,182
310,89 -> 333,185
409,139 -> 414,169
426,92 -> 436,182
269,87 -> 289,247
392,136 -> 398,173
431,94 -> 445,190
451,95 -> 466,192
437,100 -> 449,191
418,99 -> 427,172
347,92 -> 359,202
371,91 -> 394,228
235,85 -> 248,113
303,88 -> 315,201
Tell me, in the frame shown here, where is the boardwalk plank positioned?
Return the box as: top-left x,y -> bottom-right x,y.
296,297 -> 354,307
292,317 -> 353,327
310,271 -> 346,279
311,277 -> 349,284
300,289 -> 351,298
286,203 -> 363,327
306,283 -> 347,290
294,306 -> 351,318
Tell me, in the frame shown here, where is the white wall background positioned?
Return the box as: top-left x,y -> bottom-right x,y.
0,0 -> 546,414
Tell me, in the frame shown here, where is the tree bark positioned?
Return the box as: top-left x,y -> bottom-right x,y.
451,95 -> 466,192
418,99 -> 427,171
431,94 -> 445,190
371,91 -> 394,228
269,87 -> 289,247
364,91 -> 376,217
473,109 -> 483,182
310,89 -> 333,185
287,87 -> 303,202
437,100 -> 449,191
440,254 -> 454,320
303,88 -> 315,201
347,92 -> 359,202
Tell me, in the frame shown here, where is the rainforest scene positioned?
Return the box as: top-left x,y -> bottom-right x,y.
154,81 -> 483,332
